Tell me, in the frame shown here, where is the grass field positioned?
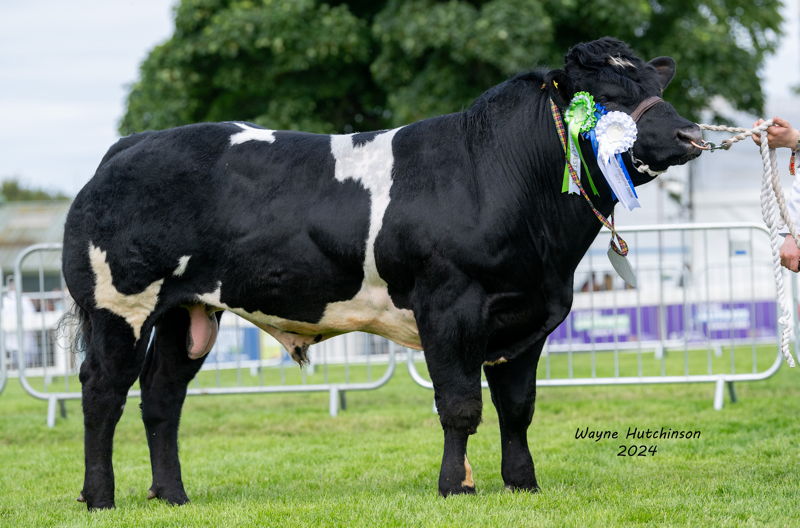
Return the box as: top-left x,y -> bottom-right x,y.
2,349 -> 800,527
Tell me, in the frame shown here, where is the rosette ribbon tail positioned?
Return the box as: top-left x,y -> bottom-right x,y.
615,153 -> 638,199
568,124 -> 599,195
563,123 -> 581,194
598,152 -> 640,211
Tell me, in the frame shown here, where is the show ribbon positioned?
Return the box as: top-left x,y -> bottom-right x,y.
563,92 -> 599,195
594,111 -> 640,210
549,98 -> 629,256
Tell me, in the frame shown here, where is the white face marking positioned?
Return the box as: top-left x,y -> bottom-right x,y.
89,243 -> 164,341
229,123 -> 276,146
173,255 -> 191,277
608,56 -> 635,68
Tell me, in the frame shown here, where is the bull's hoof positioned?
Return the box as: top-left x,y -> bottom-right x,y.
504,483 -> 540,493
87,503 -> 115,511
439,485 -> 476,497
78,490 -> 115,510
147,486 -> 190,505
85,499 -> 115,511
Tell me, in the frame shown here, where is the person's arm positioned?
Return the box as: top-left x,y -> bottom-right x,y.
751,118 -> 800,271
780,171 -> 800,271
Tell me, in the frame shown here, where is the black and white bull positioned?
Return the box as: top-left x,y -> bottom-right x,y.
63,37 -> 702,509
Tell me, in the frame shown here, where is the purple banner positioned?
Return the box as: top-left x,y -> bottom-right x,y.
548,301 -> 778,345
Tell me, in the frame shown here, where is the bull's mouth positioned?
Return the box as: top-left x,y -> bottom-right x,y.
683,142 -> 705,161
631,145 -> 702,175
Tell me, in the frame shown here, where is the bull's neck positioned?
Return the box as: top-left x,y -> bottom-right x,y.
464,89 -> 617,273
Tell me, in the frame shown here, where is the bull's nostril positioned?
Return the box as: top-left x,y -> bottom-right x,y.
676,127 -> 703,145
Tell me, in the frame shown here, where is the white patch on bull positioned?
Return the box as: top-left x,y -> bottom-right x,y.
197,281 -> 420,362
173,255 -> 191,277
324,128 -> 420,346
330,129 -> 399,284
483,357 -> 508,366
462,455 -> 474,488
196,283 -> 313,363
194,127 -> 423,361
229,123 -> 276,146
89,243 -> 164,341
608,56 -> 635,68
198,281 -> 421,356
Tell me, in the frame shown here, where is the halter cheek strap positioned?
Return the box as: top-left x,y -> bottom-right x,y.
629,96 -> 663,123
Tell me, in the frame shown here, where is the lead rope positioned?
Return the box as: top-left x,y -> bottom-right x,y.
696,120 -> 797,366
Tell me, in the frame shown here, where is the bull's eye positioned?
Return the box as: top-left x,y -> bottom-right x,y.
597,98 -> 614,109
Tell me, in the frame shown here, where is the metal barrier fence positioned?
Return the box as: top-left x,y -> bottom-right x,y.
4,223 -> 793,424
10,243 -> 396,426
0,268 -> 7,395
408,223 -> 787,409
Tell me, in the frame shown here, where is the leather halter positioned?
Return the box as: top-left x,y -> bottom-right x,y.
629,96 -> 663,122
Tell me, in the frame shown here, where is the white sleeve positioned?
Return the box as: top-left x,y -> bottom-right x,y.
780,169 -> 800,235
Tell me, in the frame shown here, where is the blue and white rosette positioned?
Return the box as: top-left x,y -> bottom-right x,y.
594,111 -> 640,210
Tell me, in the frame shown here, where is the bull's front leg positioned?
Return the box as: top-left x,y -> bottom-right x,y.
483,340 -> 544,492
415,282 -> 486,496
430,361 -> 482,496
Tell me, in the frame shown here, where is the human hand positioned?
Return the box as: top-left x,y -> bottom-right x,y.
780,234 -> 800,272
752,117 -> 800,149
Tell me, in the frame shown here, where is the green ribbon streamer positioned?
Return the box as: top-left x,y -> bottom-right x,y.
563,92 -> 600,196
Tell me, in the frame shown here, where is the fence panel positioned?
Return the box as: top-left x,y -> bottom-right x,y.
12,243 -> 396,426
0,268 -> 7,395
408,223 -> 786,409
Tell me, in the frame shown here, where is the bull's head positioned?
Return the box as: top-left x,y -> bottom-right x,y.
547,37 -> 702,175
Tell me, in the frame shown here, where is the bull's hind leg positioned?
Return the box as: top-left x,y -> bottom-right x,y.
79,311 -> 149,510
139,307 -> 217,505
483,340 -> 544,492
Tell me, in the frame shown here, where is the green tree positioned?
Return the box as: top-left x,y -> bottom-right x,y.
0,179 -> 70,202
120,0 -> 782,135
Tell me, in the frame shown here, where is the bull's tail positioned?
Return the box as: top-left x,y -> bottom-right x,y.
58,300 -> 92,357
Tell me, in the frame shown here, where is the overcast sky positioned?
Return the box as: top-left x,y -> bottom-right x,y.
0,0 -> 798,197
0,0 -> 175,194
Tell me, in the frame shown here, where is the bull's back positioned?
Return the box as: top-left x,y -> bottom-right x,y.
63,122 -> 374,324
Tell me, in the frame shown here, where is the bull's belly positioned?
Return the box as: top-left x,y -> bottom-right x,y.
197,281 -> 422,360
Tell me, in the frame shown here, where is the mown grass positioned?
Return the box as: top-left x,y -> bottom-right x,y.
1,348 -> 799,527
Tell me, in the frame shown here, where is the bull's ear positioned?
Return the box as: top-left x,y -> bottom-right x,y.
544,69 -> 573,107
648,56 -> 676,91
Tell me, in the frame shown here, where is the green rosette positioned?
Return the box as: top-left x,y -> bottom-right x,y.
563,92 -> 599,195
